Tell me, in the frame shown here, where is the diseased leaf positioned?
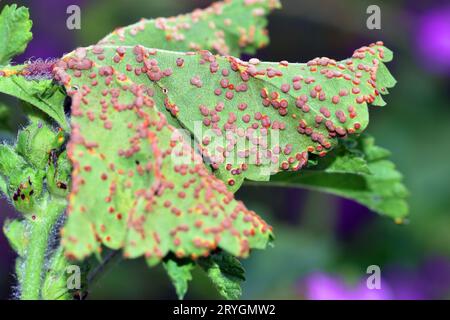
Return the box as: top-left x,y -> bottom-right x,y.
55,47 -> 273,265
100,0 -> 281,56
55,43 -> 395,196
125,43 -> 392,191
163,258 -> 195,299
0,4 -> 32,65
0,64 -> 69,130
198,251 -> 245,300
269,135 -> 409,220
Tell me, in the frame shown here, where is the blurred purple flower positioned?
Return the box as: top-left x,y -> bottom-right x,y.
299,257 -> 450,300
415,6 -> 450,74
301,272 -> 393,300
386,257 -> 450,299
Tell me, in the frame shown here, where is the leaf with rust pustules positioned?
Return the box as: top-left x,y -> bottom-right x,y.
100,0 -> 281,56
54,40 -> 394,264
154,43 -> 395,191
55,47 -> 273,265
56,42 -> 395,191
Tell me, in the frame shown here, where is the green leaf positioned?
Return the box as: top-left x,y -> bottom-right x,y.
100,0 -> 281,56
55,43 -> 395,196
3,219 -> 28,256
7,165 -> 45,214
0,65 -> 69,130
154,43 -> 394,191
56,47 -> 273,264
0,143 -> 46,214
0,4 -> 32,65
269,135 -> 409,220
163,258 -> 195,299
0,144 -> 27,177
41,247 -> 73,300
16,119 -> 65,170
198,251 -> 245,300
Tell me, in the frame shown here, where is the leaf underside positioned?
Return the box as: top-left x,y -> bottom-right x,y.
55,38 -> 395,264
56,47 -> 273,264
154,43 -> 395,192
163,258 -> 195,300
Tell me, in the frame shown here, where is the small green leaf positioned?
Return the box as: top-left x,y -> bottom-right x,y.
163,258 -> 195,300
7,166 -> 45,214
16,120 -> 64,170
42,247 -> 85,300
198,251 -> 245,300
270,135 -> 409,220
0,66 -> 69,130
3,219 -> 28,256
41,248 -> 72,300
0,4 -> 32,65
100,0 -> 281,56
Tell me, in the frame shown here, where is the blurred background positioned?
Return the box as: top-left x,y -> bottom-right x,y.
1,0 -> 450,299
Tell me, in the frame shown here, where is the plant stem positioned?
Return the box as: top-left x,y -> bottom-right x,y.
20,197 -> 66,300
87,249 -> 121,289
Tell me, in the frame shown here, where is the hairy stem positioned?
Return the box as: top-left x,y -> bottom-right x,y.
20,197 -> 66,300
